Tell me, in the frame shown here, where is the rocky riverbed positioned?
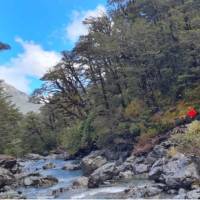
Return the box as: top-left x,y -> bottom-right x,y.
0,126 -> 200,199
79,138 -> 200,199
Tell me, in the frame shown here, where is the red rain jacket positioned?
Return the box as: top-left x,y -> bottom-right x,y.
187,107 -> 197,119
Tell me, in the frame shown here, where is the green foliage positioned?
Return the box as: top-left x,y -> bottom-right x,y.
80,112 -> 97,147
129,123 -> 141,136
60,113 -> 97,155
0,85 -> 23,156
60,122 -> 82,155
172,120 -> 200,156
3,0 -> 200,156
20,112 -> 58,154
4,138 -> 24,157
34,0 -> 200,153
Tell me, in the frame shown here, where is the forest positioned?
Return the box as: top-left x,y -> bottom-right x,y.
1,0 -> 200,157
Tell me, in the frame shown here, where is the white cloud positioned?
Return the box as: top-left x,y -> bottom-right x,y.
0,38 -> 61,93
66,5 -> 106,43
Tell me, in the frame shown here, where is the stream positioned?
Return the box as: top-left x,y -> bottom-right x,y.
16,158 -> 152,199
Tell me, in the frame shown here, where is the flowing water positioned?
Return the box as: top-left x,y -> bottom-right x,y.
17,159 -> 82,199
17,159 -> 151,199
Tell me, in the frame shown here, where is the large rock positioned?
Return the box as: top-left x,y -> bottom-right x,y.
22,173 -> 58,187
103,148 -> 130,161
88,162 -> 118,188
0,189 -> 25,199
116,155 -> 149,176
146,141 -> 171,166
0,167 -> 15,188
118,183 -> 165,199
191,156 -> 200,174
116,155 -> 135,173
0,155 -> 17,171
81,151 -> 107,175
133,163 -> 149,174
148,158 -> 167,181
118,170 -> 134,180
186,189 -> 200,199
126,155 -> 149,175
149,154 -> 200,189
72,176 -> 89,188
173,188 -> 187,199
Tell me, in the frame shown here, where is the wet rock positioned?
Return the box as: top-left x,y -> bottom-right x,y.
0,190 -> 25,199
149,154 -> 200,189
0,155 -> 17,170
62,163 -> 81,171
22,173 -> 58,187
120,183 -> 164,198
51,187 -> 69,198
23,172 -> 40,186
0,185 -> 12,192
186,189 -> 200,199
118,170 -> 134,179
10,162 -> 21,174
82,151 -> 107,175
0,167 -> 15,188
167,189 -> 177,195
173,188 -> 187,199
42,162 -> 55,170
88,162 -> 118,188
72,176 -> 89,188
39,175 -> 58,187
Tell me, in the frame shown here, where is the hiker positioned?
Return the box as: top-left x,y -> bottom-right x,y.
187,106 -> 198,120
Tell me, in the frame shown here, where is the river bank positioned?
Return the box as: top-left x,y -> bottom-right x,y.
0,125 -> 200,199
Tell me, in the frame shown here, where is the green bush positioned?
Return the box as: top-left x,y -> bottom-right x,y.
172,120 -> 200,156
4,138 -> 24,157
60,122 -> 82,155
80,112 -> 97,147
129,123 -> 141,136
61,112 -> 97,155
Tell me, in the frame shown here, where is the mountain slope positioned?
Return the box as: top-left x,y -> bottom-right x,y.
0,80 -> 41,114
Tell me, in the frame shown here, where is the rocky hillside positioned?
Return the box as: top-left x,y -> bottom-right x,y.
0,80 -> 41,114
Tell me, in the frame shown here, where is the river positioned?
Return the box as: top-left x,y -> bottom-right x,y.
16,158 -> 152,199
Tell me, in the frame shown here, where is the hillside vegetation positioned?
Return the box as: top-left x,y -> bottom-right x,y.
1,0 -> 200,156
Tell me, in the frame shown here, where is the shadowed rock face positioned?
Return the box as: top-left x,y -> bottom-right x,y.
0,80 -> 41,114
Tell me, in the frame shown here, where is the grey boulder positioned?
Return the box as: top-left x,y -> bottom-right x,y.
149,154 -> 200,189
81,151 -> 107,175
0,167 -> 15,188
88,162 -> 118,188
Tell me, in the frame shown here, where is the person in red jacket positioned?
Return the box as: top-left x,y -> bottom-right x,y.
187,106 -> 198,119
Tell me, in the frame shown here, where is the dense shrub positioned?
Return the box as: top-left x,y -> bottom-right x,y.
172,120 -> 200,156
60,122 -> 82,155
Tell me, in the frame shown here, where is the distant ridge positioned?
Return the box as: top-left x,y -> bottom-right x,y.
0,80 -> 41,114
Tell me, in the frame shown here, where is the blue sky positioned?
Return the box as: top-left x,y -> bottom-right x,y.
0,0 -> 107,93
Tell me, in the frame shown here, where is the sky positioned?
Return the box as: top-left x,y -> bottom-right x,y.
0,0 -> 107,94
